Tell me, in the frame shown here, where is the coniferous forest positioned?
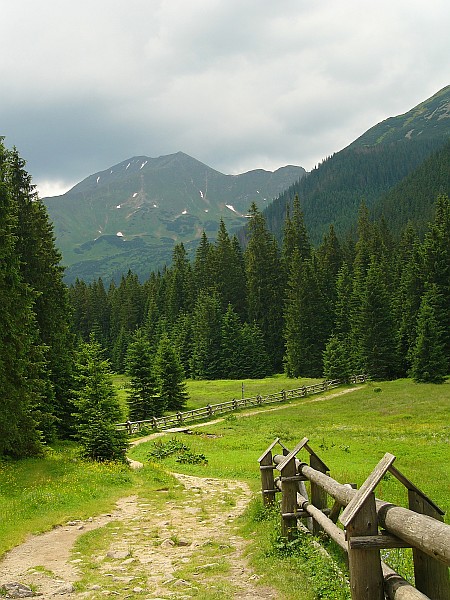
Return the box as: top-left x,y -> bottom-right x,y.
1,137 -> 449,460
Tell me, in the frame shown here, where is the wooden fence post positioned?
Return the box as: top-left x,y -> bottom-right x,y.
305,443 -> 329,536
280,455 -> 298,539
408,490 -> 450,600
345,493 -> 384,600
258,438 -> 281,507
340,454 -> 395,600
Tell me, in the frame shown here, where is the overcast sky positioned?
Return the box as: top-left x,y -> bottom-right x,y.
1,1 -> 449,198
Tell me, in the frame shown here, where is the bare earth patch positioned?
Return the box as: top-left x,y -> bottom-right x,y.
0,474 -> 277,599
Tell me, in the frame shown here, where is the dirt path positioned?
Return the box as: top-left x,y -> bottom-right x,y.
0,473 -> 277,599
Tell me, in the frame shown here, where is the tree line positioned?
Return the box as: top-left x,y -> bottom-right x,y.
1,137 -> 448,460
70,194 -> 450,388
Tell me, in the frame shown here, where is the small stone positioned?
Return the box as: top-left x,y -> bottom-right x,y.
173,579 -> 191,587
90,585 -> 102,590
121,557 -> 135,565
54,583 -> 75,594
132,587 -> 144,593
0,582 -> 35,598
106,550 -> 130,559
160,538 -> 175,549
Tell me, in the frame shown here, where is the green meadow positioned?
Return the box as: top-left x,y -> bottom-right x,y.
1,377 -> 449,598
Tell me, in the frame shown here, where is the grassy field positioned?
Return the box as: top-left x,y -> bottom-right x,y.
113,373 -> 322,417
1,377 -> 449,598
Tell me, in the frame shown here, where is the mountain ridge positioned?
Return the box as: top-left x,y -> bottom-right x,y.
44,153 -> 306,282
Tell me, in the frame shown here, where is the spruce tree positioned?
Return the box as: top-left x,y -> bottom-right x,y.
409,285 -> 447,383
72,336 -> 128,462
126,329 -> 162,420
154,333 -> 189,411
245,203 -> 284,371
6,147 -> 76,438
0,143 -> 43,457
421,194 -> 450,370
284,252 -> 329,377
323,335 -> 351,381
220,304 -> 244,379
190,290 -> 223,379
358,256 -> 397,379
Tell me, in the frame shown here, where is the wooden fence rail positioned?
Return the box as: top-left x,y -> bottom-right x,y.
117,375 -> 367,434
258,437 -> 450,600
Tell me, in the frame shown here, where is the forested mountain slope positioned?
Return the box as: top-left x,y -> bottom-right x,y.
261,85 -> 450,244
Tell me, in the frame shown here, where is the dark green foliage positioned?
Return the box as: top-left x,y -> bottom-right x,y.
409,285 -> 447,383
357,257 -> 397,380
284,253 -> 330,377
245,203 -> 284,371
0,176 -> 43,458
72,336 -> 128,462
190,290 -> 223,379
154,333 -> 189,411
6,148 -> 76,438
126,329 -> 162,420
420,194 -> 450,368
323,335 -> 352,381
146,437 -> 208,464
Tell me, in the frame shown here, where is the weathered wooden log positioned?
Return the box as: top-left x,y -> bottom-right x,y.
382,563 -> 430,600
272,456 -> 450,567
297,494 -> 424,600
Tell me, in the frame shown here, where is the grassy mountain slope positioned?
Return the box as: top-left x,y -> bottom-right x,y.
44,152 -> 305,282
262,86 -> 450,244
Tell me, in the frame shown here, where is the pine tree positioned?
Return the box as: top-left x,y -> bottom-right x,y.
220,304 -> 243,379
72,336 -> 128,462
190,290 -> 223,379
0,142 -> 43,457
393,224 -> 423,376
421,194 -> 450,370
245,203 -> 284,371
166,243 -> 194,323
126,329 -> 162,420
358,256 -> 397,379
284,252 -> 329,377
323,335 -> 351,381
240,322 -> 271,379
154,333 -> 189,411
409,285 -> 447,383
6,147 -> 76,438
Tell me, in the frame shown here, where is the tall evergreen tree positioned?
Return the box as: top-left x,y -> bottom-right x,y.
420,194 -> 450,369
409,285 -> 447,383
245,203 -> 284,371
126,329 -> 161,420
154,333 -> 189,411
220,304 -> 244,379
0,142 -> 43,457
72,336 -> 128,461
190,290 -> 223,379
6,147 -> 76,438
166,243 -> 194,323
284,252 -> 329,377
358,256 -> 397,379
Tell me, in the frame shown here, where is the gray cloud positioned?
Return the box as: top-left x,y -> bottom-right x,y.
1,0 -> 449,196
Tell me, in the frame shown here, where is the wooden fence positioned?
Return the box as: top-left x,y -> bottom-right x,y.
117,375 -> 367,434
258,437 -> 450,600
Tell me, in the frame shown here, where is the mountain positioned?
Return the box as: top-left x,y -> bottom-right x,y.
44,152 -> 305,282
262,85 -> 450,245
